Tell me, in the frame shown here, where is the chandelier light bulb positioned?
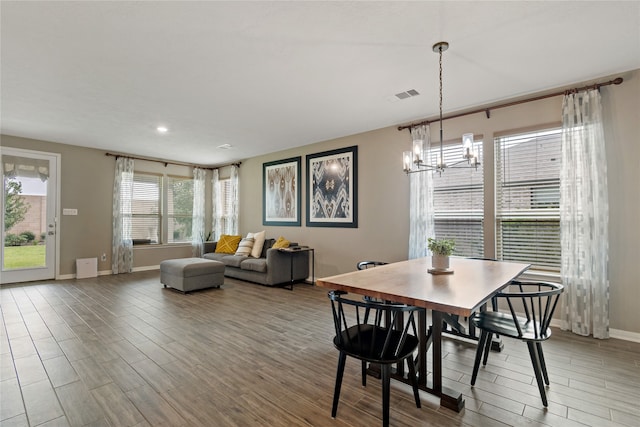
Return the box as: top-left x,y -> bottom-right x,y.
403,151 -> 413,172
412,139 -> 424,164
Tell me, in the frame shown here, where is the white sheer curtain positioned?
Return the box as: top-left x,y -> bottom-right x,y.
112,157 -> 134,274
211,169 -> 221,240
228,165 -> 239,235
191,167 -> 206,257
560,89 -> 609,339
408,124 -> 435,259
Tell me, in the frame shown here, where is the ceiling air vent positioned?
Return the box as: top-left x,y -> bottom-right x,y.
388,89 -> 420,102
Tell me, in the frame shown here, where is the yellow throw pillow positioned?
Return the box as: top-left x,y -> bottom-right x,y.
215,234 -> 242,254
272,236 -> 290,249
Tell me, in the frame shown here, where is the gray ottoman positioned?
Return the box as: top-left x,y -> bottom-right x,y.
160,258 -> 225,293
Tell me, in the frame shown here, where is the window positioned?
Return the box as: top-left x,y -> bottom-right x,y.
167,176 -> 194,243
430,140 -> 484,257
214,178 -> 234,236
131,172 -> 194,244
131,173 -> 161,244
495,129 -> 561,271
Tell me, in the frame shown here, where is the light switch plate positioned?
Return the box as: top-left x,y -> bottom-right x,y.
63,208 -> 78,215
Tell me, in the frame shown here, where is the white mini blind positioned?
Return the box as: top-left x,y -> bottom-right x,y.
495,129 -> 561,270
131,173 -> 161,244
216,178 -> 234,235
220,179 -> 233,216
430,140 -> 484,257
167,176 -> 194,243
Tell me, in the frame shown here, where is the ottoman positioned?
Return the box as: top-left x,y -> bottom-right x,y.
160,258 -> 225,293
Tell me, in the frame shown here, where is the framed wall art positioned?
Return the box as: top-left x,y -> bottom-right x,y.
263,156 -> 301,226
306,146 -> 358,228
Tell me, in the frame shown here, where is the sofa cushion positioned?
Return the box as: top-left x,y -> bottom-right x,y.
261,238 -> 275,258
240,258 -> 268,273
203,252 -> 226,262
221,255 -> 249,268
215,234 -> 242,254
234,237 -> 255,257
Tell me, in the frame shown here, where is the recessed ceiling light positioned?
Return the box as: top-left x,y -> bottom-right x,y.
157,126 -> 168,133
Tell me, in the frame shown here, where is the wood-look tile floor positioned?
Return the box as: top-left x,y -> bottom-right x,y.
1,271 -> 639,426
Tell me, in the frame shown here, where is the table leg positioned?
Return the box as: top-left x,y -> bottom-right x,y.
384,309 -> 465,412
431,310 -> 465,412
287,254 -> 294,290
310,249 -> 315,285
418,309 -> 427,386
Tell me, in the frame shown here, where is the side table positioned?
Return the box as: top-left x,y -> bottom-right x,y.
277,246 -> 315,290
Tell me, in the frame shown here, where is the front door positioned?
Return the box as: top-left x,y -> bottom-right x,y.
1,147 -> 59,284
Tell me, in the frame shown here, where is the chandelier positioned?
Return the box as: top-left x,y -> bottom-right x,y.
403,41 -> 480,174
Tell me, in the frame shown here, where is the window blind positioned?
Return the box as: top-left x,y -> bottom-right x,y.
167,176 -> 194,243
495,129 -> 561,270
431,141 -> 484,257
131,173 -> 161,244
216,178 -> 234,235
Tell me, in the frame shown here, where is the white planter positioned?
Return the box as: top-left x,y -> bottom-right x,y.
432,254 -> 450,270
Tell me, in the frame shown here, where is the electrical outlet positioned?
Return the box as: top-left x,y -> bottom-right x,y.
101,253 -> 107,262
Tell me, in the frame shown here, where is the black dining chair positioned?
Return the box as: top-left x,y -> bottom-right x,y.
357,260 -> 388,270
328,290 -> 422,427
470,280 -> 564,406
357,260 -> 389,304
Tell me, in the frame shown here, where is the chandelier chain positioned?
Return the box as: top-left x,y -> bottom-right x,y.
439,46 -> 443,121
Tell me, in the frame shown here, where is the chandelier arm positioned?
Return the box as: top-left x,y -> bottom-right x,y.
448,159 -> 481,169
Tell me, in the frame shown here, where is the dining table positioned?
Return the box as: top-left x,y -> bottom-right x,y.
316,256 -> 530,412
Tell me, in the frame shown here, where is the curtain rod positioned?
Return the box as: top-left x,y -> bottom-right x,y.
105,152 -> 241,170
397,76 -> 623,131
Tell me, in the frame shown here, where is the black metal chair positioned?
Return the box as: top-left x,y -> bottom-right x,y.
357,261 -> 388,270
357,260 -> 390,304
470,280 -> 564,406
328,290 -> 422,427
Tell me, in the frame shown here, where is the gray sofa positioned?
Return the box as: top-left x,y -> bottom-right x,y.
202,239 -> 310,286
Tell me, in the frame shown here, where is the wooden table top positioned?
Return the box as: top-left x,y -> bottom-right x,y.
316,257 -> 530,317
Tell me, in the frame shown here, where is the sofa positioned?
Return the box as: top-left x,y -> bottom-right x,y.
202,238 -> 310,286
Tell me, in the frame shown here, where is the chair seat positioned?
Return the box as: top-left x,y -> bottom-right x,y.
470,311 -> 552,342
334,325 -> 420,364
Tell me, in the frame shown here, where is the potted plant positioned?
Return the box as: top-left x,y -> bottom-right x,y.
428,237 -> 455,270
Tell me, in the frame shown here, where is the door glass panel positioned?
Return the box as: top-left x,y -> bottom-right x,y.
2,151 -> 55,282
3,159 -> 48,269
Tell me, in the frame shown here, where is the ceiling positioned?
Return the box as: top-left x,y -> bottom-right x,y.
2,1 -> 639,166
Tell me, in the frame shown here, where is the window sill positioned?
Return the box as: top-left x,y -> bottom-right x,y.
133,243 -> 192,250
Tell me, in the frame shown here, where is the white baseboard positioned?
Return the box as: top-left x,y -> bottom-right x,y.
132,265 -> 160,272
610,328 -> 640,343
550,318 -> 640,343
